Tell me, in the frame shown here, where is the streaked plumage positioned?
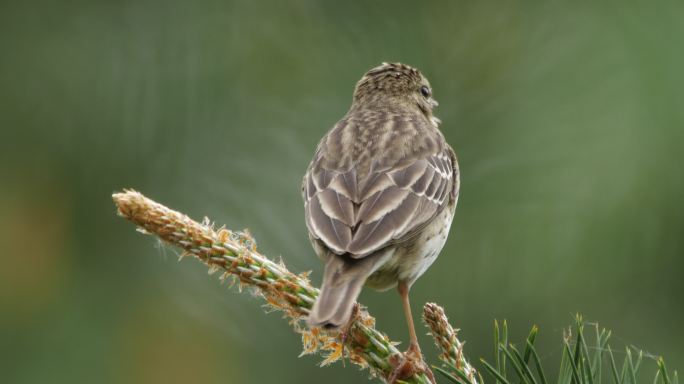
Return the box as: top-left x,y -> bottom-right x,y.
302,63 -> 459,366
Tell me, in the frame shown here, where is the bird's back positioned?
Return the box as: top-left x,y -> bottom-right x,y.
303,107 -> 458,262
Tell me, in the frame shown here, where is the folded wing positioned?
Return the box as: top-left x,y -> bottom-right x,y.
304,149 -> 454,258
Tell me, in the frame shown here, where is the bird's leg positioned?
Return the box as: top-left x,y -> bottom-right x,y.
399,281 -> 421,356
387,282 -> 436,384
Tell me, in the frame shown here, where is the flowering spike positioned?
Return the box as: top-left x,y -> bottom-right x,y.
112,190 -> 436,383
423,303 -> 478,383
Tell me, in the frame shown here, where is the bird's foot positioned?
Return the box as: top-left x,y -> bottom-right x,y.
337,303 -> 361,366
387,343 -> 436,384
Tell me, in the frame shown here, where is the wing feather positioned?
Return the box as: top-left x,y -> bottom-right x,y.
303,117 -> 457,259
306,192 -> 351,254
356,186 -> 410,224
317,189 -> 355,226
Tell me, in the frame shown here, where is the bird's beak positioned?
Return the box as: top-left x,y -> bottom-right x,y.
429,98 -> 439,108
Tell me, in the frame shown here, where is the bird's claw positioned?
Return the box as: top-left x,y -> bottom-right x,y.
387,344 -> 435,384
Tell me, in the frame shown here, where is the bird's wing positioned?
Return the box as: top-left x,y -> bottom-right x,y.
303,124 -> 456,258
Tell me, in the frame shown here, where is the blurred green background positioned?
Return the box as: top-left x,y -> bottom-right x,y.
1,0 -> 682,383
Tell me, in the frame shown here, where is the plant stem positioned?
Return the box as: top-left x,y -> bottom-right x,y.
112,189 -> 436,383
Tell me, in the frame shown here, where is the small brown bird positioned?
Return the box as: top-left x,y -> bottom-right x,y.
302,62 -> 459,381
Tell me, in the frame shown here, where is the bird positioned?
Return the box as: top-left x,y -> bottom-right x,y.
302,62 -> 459,382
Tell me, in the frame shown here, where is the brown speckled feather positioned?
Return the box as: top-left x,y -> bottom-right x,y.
303,111 -> 456,258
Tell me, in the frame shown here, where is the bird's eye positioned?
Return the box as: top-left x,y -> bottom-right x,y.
420,86 -> 430,98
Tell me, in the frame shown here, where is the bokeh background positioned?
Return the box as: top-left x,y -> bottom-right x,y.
1,0 -> 682,383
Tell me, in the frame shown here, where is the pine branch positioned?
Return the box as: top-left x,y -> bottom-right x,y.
113,189 -> 470,383
112,190 -> 678,384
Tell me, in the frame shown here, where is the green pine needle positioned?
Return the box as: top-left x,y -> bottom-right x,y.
659,357 -> 672,384
509,344 -> 538,384
498,343 -> 528,383
527,339 -> 549,384
481,358 -> 511,384
523,325 -> 539,365
434,366 -> 473,384
564,340 -> 583,384
469,318 -> 676,384
608,345 -> 621,384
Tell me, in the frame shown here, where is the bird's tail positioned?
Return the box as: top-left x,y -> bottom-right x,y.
308,255 -> 381,329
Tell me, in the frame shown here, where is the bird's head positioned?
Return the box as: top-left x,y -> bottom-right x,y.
352,62 -> 440,126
